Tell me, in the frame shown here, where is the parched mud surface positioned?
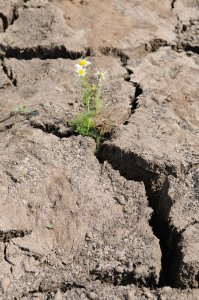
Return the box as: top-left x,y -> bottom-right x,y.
0,0 -> 199,299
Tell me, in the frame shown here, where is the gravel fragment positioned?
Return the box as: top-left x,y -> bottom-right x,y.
87,292 -> 98,300
115,266 -> 124,273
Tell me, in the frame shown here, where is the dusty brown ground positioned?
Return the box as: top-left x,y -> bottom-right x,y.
0,0 -> 199,299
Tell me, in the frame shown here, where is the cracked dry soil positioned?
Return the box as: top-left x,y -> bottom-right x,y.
0,0 -> 199,299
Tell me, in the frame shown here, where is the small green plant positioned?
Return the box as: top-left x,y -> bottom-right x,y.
70,111 -> 98,138
12,104 -> 31,115
13,27 -> 20,33
46,223 -> 54,230
69,59 -> 106,147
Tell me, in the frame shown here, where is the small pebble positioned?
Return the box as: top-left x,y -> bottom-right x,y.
54,289 -> 62,300
1,277 -> 10,293
162,286 -> 172,294
85,232 -> 92,241
159,295 -> 166,300
134,265 -> 146,276
127,290 -> 135,300
142,287 -> 153,299
87,292 -> 98,300
115,265 -> 123,273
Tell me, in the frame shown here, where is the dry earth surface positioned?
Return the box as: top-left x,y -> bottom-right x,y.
0,0 -> 199,299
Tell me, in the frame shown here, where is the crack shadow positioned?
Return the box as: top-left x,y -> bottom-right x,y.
96,143 -> 184,288
0,45 -> 90,60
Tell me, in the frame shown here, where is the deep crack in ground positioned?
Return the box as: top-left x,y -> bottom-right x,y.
96,144 -> 184,288
0,45 -> 90,60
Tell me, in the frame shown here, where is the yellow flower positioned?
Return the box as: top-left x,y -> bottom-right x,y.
79,59 -> 91,67
75,59 -> 91,69
76,67 -> 86,77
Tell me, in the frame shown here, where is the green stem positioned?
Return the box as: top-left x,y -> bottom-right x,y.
95,82 -> 102,115
82,76 -> 91,112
